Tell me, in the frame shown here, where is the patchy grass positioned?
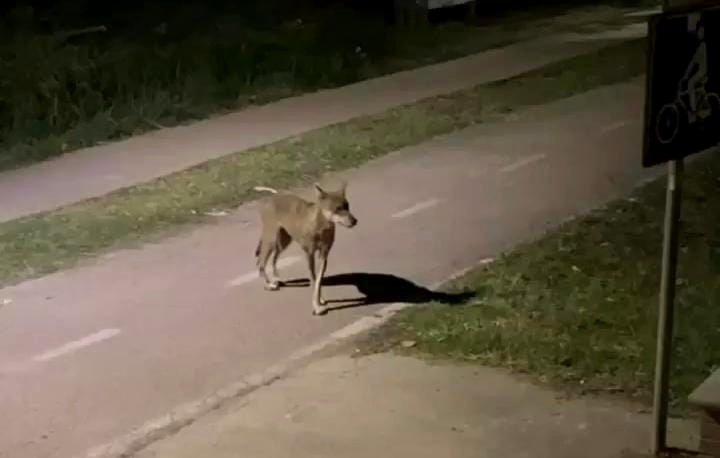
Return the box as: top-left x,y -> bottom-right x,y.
0,38 -> 646,288
0,4 -> 641,170
374,154 -> 720,415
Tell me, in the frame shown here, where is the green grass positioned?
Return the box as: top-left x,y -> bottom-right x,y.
374,154 -> 720,415
0,38 -> 646,288
0,4 -> 641,170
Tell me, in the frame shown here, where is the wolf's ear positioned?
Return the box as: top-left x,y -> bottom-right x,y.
338,180 -> 347,195
314,182 -> 327,198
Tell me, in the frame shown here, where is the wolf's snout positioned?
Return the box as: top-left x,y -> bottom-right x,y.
343,214 -> 358,228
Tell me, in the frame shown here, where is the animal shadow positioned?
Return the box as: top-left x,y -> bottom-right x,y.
282,272 -> 476,311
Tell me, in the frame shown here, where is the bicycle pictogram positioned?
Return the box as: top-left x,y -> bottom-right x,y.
655,13 -> 720,144
655,77 -> 720,144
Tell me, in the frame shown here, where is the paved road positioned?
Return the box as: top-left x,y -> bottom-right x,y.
0,80 -> 658,458
0,27 -> 645,222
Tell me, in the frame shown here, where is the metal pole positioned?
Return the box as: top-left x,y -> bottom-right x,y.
651,158 -> 684,454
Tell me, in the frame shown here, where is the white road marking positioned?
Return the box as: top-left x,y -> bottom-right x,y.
204,210 -> 229,217
391,198 -> 441,219
499,154 -> 546,173
226,256 -> 301,287
599,120 -> 631,135
33,328 -> 121,363
624,7 -> 660,17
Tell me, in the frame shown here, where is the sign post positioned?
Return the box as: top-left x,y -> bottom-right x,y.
643,1 -> 720,454
651,158 -> 683,454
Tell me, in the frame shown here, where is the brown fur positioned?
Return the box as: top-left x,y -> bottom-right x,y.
254,182 -> 357,315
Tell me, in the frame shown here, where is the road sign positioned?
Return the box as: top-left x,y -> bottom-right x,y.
643,4 -> 720,167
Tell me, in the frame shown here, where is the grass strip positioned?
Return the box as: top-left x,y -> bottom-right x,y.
377,153 -> 720,415
0,38 -> 646,288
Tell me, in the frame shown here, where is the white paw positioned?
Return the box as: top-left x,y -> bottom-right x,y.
312,305 -> 328,316
264,281 -> 280,291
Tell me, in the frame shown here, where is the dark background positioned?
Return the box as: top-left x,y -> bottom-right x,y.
0,0 -> 651,171
0,0 -> 643,32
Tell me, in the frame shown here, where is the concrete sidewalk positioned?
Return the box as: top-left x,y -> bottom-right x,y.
133,353 -> 698,458
0,24 -> 645,222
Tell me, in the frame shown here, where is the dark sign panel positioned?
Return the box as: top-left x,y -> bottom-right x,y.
643,5 -> 720,167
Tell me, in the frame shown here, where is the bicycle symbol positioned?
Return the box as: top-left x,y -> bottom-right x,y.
655,77 -> 720,144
